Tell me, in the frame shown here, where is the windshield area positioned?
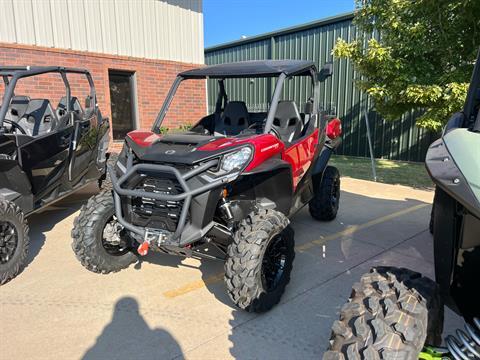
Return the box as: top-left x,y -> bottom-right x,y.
154,75 -> 315,143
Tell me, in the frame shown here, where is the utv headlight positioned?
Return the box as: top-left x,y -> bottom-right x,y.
220,147 -> 252,172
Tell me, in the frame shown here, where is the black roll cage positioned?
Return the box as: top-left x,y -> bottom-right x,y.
151,67 -> 320,135
0,66 -> 96,129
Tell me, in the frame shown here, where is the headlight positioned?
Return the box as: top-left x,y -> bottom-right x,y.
221,147 -> 252,172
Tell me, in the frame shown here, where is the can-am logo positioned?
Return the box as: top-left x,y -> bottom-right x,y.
165,150 -> 176,155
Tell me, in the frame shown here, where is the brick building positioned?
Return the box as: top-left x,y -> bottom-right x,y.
0,0 -> 206,150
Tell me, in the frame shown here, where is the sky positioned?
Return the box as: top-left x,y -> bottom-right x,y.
203,0 -> 355,48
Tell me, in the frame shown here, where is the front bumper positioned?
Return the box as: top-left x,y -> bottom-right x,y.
108,156 -> 232,246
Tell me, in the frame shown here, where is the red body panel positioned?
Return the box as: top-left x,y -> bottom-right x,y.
197,134 -> 285,172
326,118 -> 342,139
198,131 -> 320,188
127,130 -> 160,147
282,129 -> 319,188
127,129 -> 320,191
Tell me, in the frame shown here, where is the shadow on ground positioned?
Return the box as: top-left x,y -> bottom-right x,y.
82,297 -> 184,360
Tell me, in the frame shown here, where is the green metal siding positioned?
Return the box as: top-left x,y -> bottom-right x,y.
205,13 -> 437,162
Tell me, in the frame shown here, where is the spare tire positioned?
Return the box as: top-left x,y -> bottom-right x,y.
324,267 -> 443,359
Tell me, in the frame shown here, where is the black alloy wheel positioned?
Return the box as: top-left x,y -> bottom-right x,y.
261,233 -> 289,292
0,221 -> 17,264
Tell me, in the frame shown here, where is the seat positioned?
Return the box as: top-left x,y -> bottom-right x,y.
17,99 -> 58,136
271,100 -> 303,143
56,96 -> 83,118
215,101 -> 249,135
4,95 -> 31,122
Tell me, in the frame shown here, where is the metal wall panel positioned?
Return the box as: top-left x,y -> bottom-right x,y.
205,13 -> 437,162
0,0 -> 204,64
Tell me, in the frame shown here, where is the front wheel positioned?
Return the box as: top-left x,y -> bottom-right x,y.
309,166 -> 340,221
224,209 -> 295,313
71,191 -> 137,273
0,201 -> 29,285
324,267 -> 443,359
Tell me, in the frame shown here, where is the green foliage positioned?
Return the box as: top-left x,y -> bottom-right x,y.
178,124 -> 192,132
158,124 -> 192,134
158,126 -> 170,134
333,0 -> 480,130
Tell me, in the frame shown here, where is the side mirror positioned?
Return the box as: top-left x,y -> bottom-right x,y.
318,62 -> 333,82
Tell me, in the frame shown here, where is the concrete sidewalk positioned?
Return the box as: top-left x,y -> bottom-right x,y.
0,178 -> 463,359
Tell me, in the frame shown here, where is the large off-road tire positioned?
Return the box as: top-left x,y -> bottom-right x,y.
71,191 -> 137,273
324,267 -> 443,360
224,209 -> 295,313
309,166 -> 340,221
98,153 -> 119,191
0,201 -> 29,285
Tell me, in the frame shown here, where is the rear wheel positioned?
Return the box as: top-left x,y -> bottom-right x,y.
309,166 -> 340,221
0,201 -> 29,285
71,191 -> 137,273
224,209 -> 295,313
324,267 -> 443,359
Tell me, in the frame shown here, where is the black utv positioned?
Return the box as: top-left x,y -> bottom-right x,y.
0,66 -> 110,285
71,60 -> 344,312
323,50 -> 480,359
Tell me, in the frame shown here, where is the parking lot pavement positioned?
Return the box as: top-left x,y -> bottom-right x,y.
0,178 -> 463,359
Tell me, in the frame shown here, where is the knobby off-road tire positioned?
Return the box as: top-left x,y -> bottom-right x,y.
324,267 -> 443,360
0,201 -> 29,285
309,166 -> 340,221
224,209 -> 295,313
71,191 -> 137,273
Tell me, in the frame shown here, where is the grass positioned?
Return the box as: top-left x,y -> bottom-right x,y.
329,155 -> 434,190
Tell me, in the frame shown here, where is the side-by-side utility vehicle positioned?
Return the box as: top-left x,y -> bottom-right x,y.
324,49 -> 480,359
72,60 -> 343,312
0,66 -> 110,285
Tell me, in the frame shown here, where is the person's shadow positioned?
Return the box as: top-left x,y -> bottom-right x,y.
82,297 -> 184,360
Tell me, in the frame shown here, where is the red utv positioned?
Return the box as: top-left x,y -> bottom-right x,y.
71,60 -> 343,312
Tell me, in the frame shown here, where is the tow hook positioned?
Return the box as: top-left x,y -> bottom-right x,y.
137,230 -> 154,256
137,241 -> 150,256
137,229 -> 171,256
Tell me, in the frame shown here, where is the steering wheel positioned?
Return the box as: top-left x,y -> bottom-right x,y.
3,119 -> 27,135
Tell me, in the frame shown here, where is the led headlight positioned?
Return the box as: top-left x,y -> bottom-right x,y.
220,147 -> 252,172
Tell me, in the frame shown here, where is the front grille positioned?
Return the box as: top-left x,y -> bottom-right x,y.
130,176 -> 186,232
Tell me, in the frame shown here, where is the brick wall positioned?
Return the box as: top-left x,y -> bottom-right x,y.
0,43 -> 206,151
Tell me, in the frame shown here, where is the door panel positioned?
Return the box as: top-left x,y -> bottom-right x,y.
282,129 -> 319,189
19,126 -> 74,196
69,112 -> 98,182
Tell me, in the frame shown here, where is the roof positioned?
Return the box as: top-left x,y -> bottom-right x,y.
179,60 -> 316,79
0,66 -> 90,77
205,12 -> 354,53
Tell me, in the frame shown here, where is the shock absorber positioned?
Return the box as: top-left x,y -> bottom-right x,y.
445,318 -> 480,359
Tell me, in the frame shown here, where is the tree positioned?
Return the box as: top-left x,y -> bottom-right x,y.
333,0 -> 480,130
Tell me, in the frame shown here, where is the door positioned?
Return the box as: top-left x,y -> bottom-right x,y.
19,126 -> 74,197
68,111 -> 99,183
109,70 -> 137,140
282,128 -> 320,189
